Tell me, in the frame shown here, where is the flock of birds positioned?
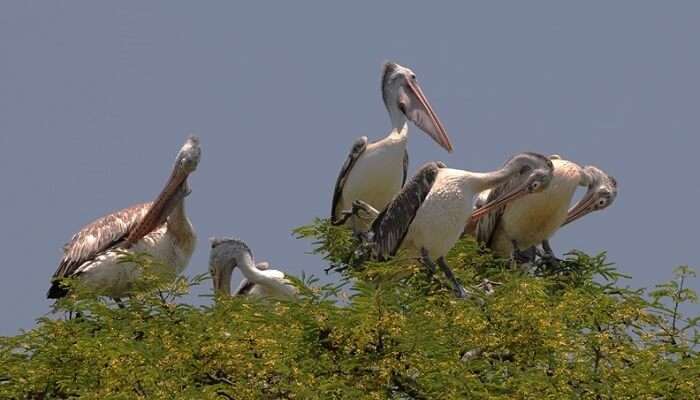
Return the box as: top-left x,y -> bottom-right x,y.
47,62 -> 617,302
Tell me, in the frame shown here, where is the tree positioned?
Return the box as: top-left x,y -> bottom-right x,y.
1,219 -> 698,399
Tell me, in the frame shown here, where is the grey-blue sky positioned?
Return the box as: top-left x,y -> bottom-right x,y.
1,2 -> 698,335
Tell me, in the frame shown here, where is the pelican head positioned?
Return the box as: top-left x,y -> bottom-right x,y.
563,166 -> 617,226
209,237 -> 253,295
157,135 -> 201,199
471,152 -> 554,219
175,135 -> 201,174
123,136 -> 202,245
381,62 -> 453,152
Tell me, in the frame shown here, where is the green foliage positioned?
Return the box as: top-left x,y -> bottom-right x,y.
2,219 -> 699,399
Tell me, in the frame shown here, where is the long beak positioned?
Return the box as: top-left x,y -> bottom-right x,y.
562,192 -> 597,227
212,267 -> 232,296
470,185 -> 529,220
124,168 -> 189,246
403,78 -> 453,152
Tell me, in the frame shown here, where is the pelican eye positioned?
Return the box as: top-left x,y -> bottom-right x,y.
596,199 -> 607,208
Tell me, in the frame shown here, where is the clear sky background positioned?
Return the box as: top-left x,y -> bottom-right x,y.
1,2 -> 698,335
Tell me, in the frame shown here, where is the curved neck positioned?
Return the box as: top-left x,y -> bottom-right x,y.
578,168 -> 593,187
166,197 -> 191,236
237,252 -> 276,286
469,163 -> 520,193
385,93 -> 408,134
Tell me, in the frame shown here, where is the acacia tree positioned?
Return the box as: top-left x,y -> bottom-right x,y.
1,220 -> 698,399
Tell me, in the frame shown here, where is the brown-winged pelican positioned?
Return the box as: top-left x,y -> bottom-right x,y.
209,238 -> 297,299
331,62 -> 453,231
368,153 -> 553,298
47,136 -> 201,299
470,157 -> 617,260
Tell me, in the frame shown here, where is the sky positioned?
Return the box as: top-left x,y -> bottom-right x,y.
1,2 -> 699,335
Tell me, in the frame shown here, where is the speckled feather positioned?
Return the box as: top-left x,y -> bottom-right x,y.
54,202 -> 152,280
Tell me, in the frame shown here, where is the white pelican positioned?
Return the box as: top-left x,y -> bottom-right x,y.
232,261 -> 273,296
470,156 -> 617,261
368,153 -> 554,297
331,62 -> 453,231
209,238 -> 297,299
541,164 -> 618,257
47,136 -> 201,299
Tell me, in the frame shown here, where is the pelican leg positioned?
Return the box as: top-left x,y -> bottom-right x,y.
532,241 -> 562,272
331,210 -> 353,226
352,200 -> 380,221
437,257 -> 468,299
332,200 -> 380,228
419,248 -> 437,276
511,241 -> 536,266
539,240 -> 562,268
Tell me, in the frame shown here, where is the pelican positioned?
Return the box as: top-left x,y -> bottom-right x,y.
209,238 -> 297,299
542,164 -> 618,256
368,153 -> 553,297
232,261 -> 273,296
47,136 -> 201,299
470,156 -> 617,261
331,62 -> 453,231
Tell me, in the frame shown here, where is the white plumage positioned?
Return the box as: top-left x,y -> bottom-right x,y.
48,137 -> 200,299
370,153 -> 554,298
472,157 -> 617,259
481,158 -> 583,257
210,238 -> 297,300
331,62 -> 452,231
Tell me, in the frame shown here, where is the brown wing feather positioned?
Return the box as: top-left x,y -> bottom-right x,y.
53,202 -> 152,279
370,162 -> 441,260
474,176 -> 525,247
331,137 -> 368,223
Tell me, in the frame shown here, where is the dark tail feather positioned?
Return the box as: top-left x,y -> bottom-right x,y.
47,280 -> 68,299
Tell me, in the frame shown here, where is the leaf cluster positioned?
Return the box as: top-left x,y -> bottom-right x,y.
1,219 -> 698,399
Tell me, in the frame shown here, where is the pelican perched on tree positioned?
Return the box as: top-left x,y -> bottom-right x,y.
470,156 -> 617,261
209,238 -> 297,299
47,136 -> 201,299
231,261 -> 273,297
331,62 -> 453,231
368,153 -> 554,298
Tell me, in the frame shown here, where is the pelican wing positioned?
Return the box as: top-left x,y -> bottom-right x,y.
370,162 -> 442,259
233,278 -> 255,296
402,148 -> 409,186
474,175 -> 525,247
331,136 -> 368,222
52,203 -> 152,281
463,190 -> 490,237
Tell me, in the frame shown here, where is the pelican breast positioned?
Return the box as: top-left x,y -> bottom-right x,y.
498,159 -> 582,250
